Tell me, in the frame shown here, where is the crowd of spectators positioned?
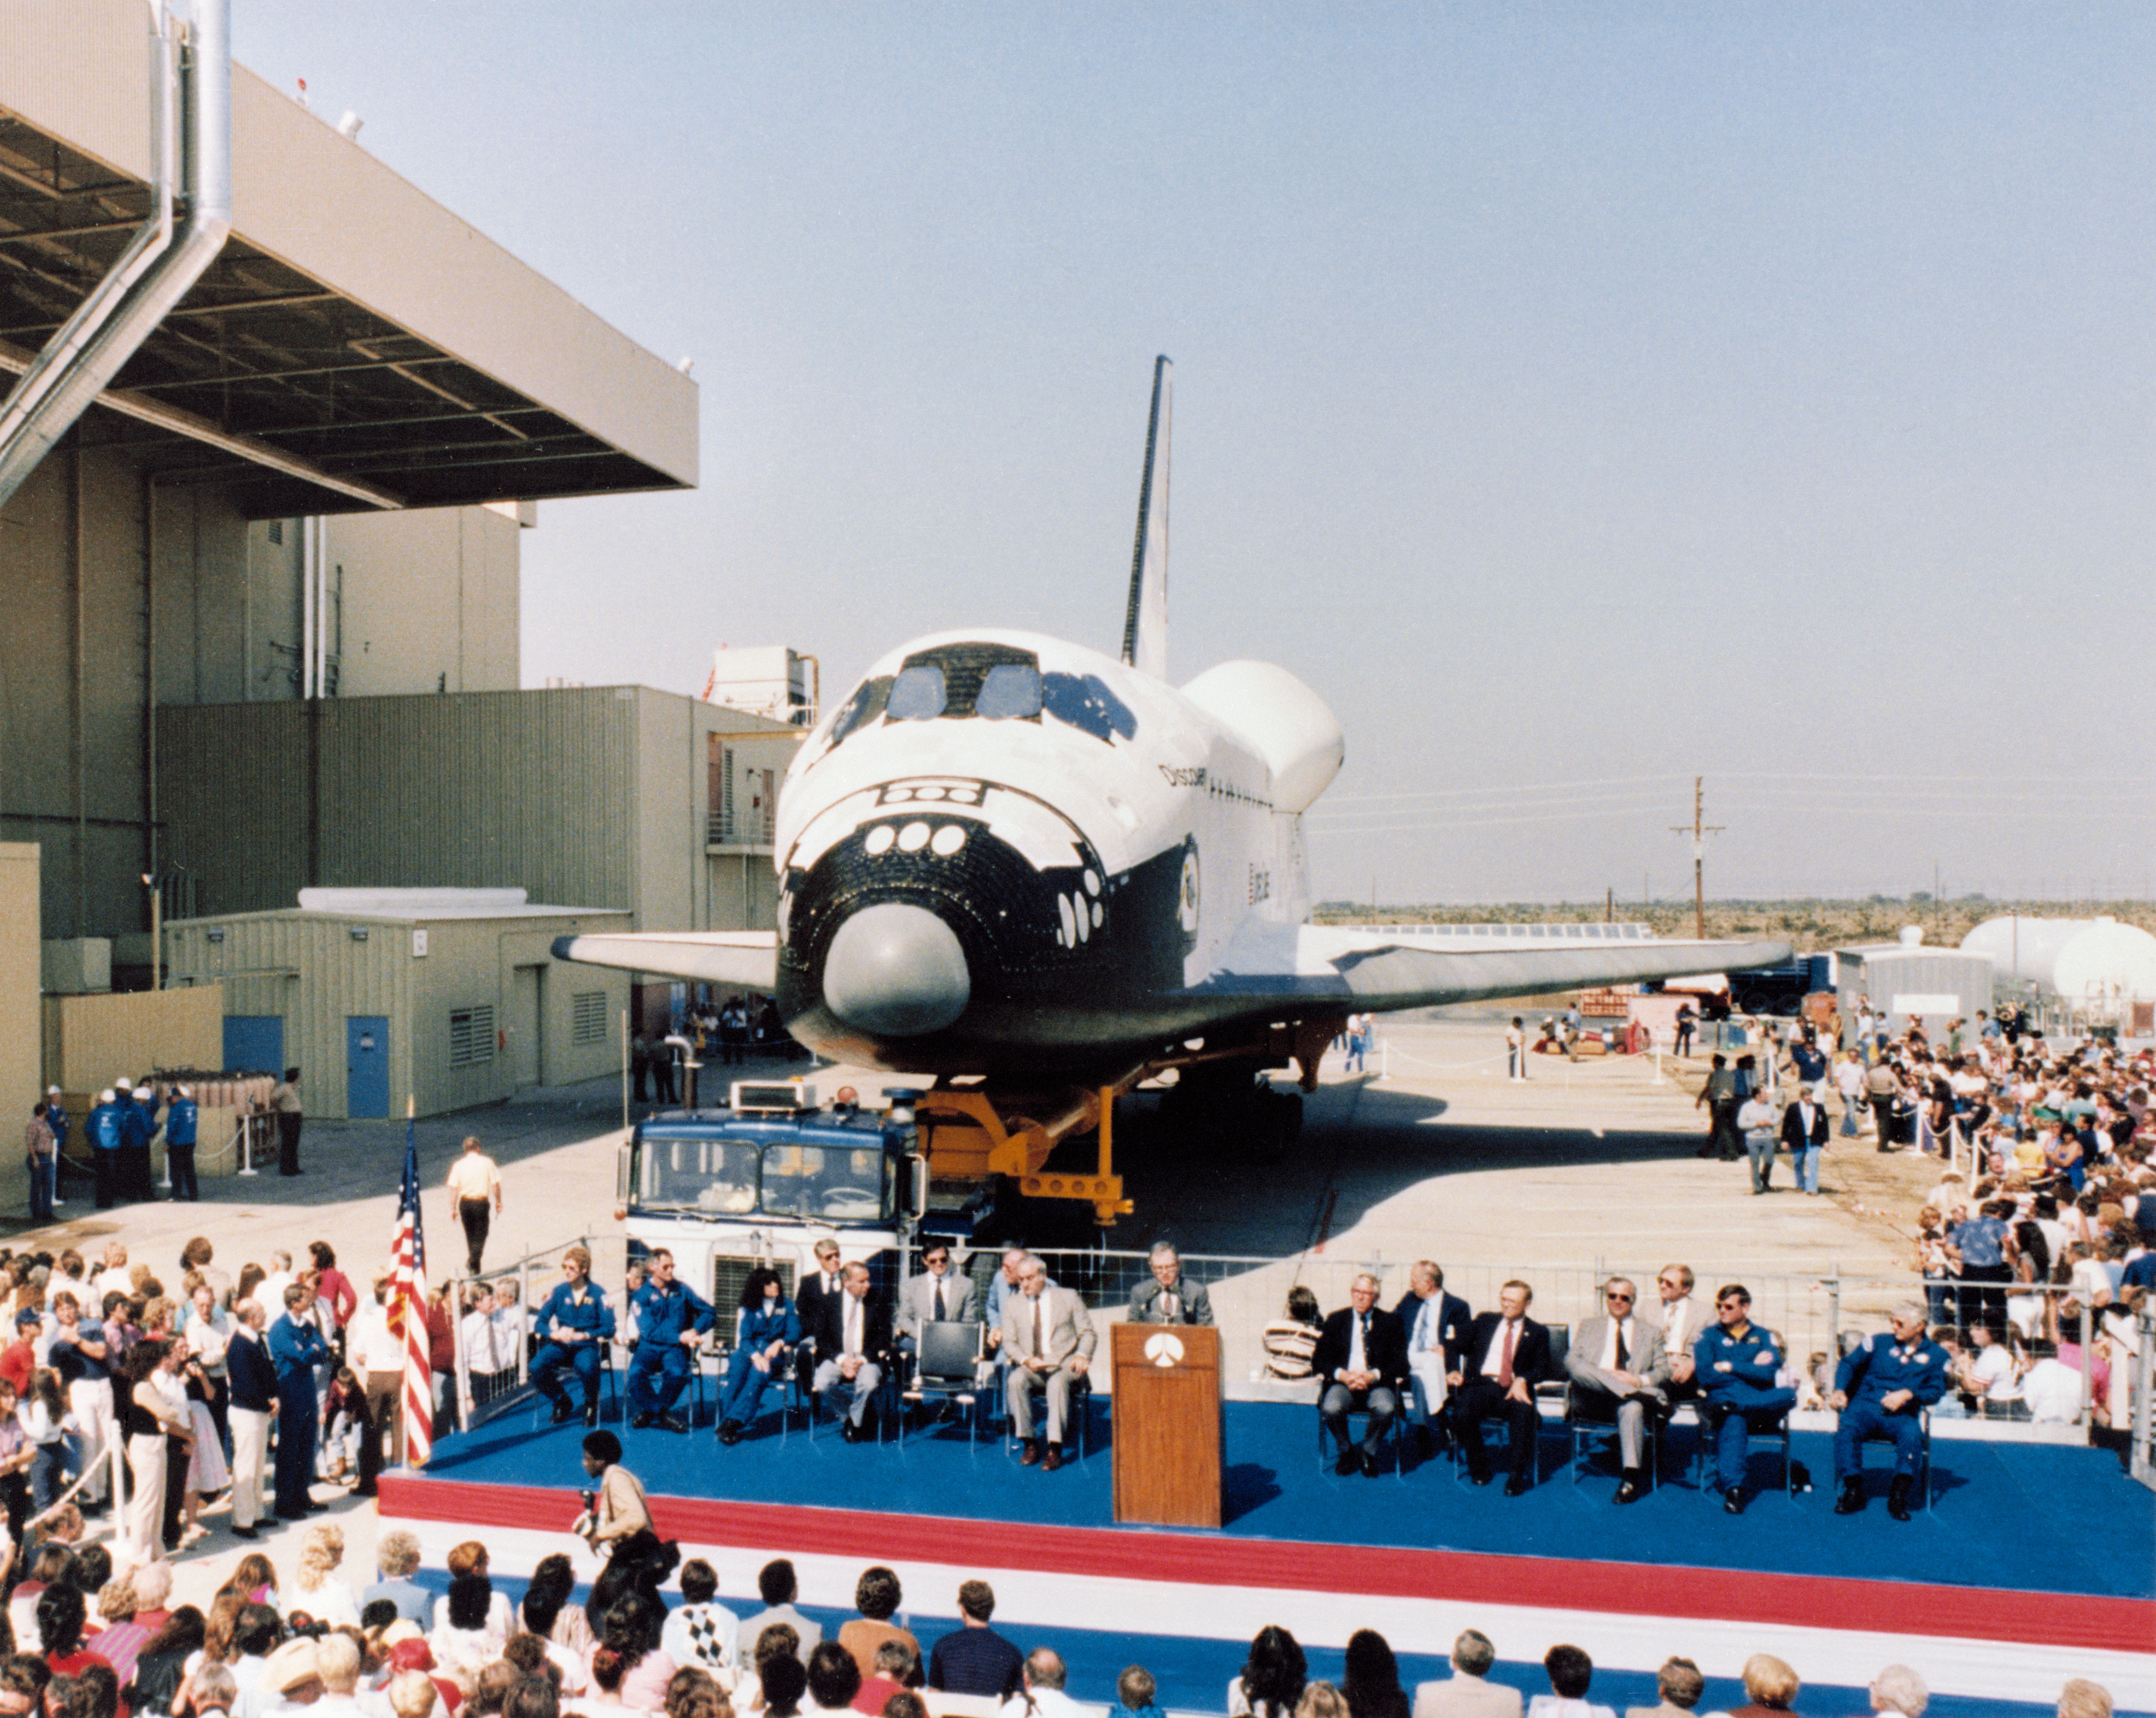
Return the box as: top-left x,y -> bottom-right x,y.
0,1234 -> 405,1568
1688,1002 -> 2153,1441
0,1516 -> 2114,1718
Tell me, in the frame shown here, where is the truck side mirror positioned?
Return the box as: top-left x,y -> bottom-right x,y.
617,1139 -> 634,1203
910,1154 -> 928,1217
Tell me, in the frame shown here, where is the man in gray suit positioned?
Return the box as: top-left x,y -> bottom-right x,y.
1412,1630 -> 1522,1718
897,1240 -> 977,1350
1126,1242 -> 1214,1325
1564,1276 -> 1669,1505
1002,1253 -> 1096,1471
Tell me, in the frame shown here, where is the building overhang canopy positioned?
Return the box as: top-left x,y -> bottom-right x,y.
0,1 -> 697,516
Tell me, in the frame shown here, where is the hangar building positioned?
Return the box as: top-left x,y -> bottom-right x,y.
0,0 -> 700,1135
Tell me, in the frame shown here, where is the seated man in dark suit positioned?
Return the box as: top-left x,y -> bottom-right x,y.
1448,1279 -> 1552,1495
803,1262 -> 892,1442
1312,1273 -> 1408,1477
796,1237 -> 847,1355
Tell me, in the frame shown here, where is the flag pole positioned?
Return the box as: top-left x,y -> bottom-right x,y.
394,1092 -> 433,1473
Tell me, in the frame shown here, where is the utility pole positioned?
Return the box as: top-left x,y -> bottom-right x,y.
1670,776 -> 1723,940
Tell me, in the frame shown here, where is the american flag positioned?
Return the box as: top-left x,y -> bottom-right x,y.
387,1113 -> 434,1466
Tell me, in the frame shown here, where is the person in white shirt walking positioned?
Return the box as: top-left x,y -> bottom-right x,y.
447,1137 -> 504,1276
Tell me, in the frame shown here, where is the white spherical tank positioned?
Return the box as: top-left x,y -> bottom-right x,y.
1179,660 -> 1344,814
1959,916 -> 2093,987
2054,920 -> 2156,1002
1960,915 -> 2156,1000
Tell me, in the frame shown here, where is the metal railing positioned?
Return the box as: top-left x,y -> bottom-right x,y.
2131,1310 -> 2156,1493
451,1234 -> 608,1430
435,1235 -> 2123,1431
950,1248 -> 2117,1422
705,807 -> 776,847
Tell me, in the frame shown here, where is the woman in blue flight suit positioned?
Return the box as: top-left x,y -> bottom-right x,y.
716,1268 -> 800,1446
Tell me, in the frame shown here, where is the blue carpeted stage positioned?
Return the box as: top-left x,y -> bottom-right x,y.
379,1396 -> 2155,1718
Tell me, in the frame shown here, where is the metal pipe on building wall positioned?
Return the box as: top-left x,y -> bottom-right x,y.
301,516 -> 316,697
0,0 -> 232,510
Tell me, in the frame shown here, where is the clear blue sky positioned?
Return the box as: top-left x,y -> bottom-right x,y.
233,5 -> 2155,905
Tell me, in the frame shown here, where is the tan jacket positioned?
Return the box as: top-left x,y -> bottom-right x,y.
1000,1286 -> 1096,1371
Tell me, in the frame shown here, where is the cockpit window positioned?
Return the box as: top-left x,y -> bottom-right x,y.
820,646 -> 1137,751
976,663 -> 1043,719
886,665 -> 948,722
827,676 -> 892,745
1042,671 -> 1138,744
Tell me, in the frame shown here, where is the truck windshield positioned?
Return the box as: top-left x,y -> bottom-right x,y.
636,1136 -> 759,1214
760,1143 -> 889,1221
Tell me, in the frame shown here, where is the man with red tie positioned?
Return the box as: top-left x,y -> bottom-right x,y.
1448,1280 -> 1553,1495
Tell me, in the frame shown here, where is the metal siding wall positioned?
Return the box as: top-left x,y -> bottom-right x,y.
0,0 -> 153,183
157,704 -> 311,915
157,690 -> 644,925
420,921 -> 512,1117
1853,952 -> 1992,1028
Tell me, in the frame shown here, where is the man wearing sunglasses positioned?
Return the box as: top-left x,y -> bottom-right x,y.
1693,1284 -> 1795,1513
1565,1277 -> 1667,1504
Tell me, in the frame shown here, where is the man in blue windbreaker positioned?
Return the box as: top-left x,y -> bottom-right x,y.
86,1090 -> 124,1210
1830,1303 -> 1949,1522
163,1086 -> 200,1202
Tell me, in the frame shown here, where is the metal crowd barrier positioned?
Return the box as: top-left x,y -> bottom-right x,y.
962,1247 -> 2120,1422
452,1233 -> 610,1429
443,1235 -> 2127,1432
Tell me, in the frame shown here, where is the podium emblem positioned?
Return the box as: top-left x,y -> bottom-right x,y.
1143,1332 -> 1184,1367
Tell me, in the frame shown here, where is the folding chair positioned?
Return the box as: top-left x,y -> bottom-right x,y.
1565,1382 -> 1658,1494
1449,1323 -> 1567,1489
1316,1391 -> 1407,1481
902,1321 -> 986,1446
807,1350 -> 895,1444
1842,1405 -> 1935,1514
1002,1367 -> 1093,1462
527,1341 -> 620,1429
1693,1402 -> 1799,1502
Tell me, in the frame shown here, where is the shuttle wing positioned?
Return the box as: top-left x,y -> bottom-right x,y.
550,931 -> 778,994
1190,923 -> 1794,1013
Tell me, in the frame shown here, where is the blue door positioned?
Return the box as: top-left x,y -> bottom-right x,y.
346,1016 -> 390,1119
224,1015 -> 284,1075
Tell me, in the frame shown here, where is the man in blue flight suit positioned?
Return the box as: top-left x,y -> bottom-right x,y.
116,1079 -> 158,1203
267,1282 -> 333,1519
86,1090 -> 125,1210
163,1086 -> 200,1202
627,1248 -> 712,1433
1693,1283 -> 1795,1515
1830,1303 -> 1948,1522
533,1246 -> 616,1427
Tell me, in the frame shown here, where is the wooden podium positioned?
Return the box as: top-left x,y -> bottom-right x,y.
1109,1321 -> 1223,1527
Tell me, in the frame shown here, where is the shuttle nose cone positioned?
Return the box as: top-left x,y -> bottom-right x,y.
821,903 -> 971,1037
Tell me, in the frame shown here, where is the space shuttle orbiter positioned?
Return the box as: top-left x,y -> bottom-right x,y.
559,358 -> 1788,1218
